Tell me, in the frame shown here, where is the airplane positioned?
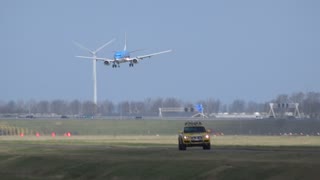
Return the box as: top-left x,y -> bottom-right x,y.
76,34 -> 172,68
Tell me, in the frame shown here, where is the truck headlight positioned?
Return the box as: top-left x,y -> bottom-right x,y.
183,136 -> 188,139
205,134 -> 210,139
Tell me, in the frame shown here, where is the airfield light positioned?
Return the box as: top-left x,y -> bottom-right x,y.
36,132 -> 40,137
67,132 -> 71,137
20,133 -> 24,137
51,132 -> 56,137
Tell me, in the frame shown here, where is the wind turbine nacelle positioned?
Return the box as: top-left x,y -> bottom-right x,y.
104,61 -> 111,66
132,59 -> 139,64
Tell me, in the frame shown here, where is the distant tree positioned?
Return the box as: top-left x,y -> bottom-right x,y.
245,101 -> 270,113
246,101 -> 259,113
290,92 -> 305,104
130,101 -> 145,115
205,98 -> 221,114
69,100 -> 81,115
118,101 -> 130,116
16,100 -> 27,114
149,98 -> 164,115
163,97 -> 182,108
82,101 -> 96,116
0,100 -> 26,114
2,91 -> 320,119
229,99 -> 246,113
51,100 -> 67,115
5,101 -> 16,114
274,94 -> 289,103
26,100 -> 37,114
36,100 -> 50,114
257,102 -> 269,113
143,98 -> 153,115
0,101 -> 5,114
303,92 -> 320,118
221,104 -> 228,113
98,100 -> 114,116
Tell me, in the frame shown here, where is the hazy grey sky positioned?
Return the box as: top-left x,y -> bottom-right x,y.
1,0 -> 319,103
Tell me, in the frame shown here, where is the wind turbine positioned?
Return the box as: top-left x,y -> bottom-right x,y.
74,39 -> 115,104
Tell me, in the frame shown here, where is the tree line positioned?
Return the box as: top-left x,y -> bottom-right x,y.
0,92 -> 320,118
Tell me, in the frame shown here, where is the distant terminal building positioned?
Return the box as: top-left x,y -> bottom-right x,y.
268,103 -> 301,119
209,112 -> 263,120
158,104 -> 207,118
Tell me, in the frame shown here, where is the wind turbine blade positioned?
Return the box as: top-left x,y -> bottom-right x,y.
124,32 -> 127,51
76,56 -> 113,62
95,38 -> 116,53
73,41 -> 94,55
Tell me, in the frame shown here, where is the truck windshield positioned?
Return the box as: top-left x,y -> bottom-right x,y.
184,126 -> 206,133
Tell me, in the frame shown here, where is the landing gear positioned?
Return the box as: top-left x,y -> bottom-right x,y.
129,63 -> 134,67
112,64 -> 120,68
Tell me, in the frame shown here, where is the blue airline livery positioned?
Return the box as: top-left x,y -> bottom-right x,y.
76,34 -> 172,68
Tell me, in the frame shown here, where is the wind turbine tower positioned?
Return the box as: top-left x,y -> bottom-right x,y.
74,39 -> 115,104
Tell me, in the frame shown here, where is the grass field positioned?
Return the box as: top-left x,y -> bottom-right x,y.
0,135 -> 320,180
1,118 -> 320,136
0,119 -> 320,179
1,135 -> 320,147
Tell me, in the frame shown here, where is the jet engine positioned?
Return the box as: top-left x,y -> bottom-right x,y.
104,61 -> 110,66
132,59 -> 139,64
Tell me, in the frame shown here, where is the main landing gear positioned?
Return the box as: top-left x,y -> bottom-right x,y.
112,64 -> 120,68
129,63 -> 134,67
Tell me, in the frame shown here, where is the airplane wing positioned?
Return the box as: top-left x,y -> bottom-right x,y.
76,56 -> 131,66
134,50 -> 172,60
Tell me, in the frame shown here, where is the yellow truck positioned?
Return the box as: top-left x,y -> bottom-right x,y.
178,121 -> 211,150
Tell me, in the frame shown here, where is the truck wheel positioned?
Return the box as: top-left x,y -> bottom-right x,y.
181,144 -> 186,150
207,143 -> 211,150
178,139 -> 186,151
178,142 -> 183,150
203,143 -> 211,150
